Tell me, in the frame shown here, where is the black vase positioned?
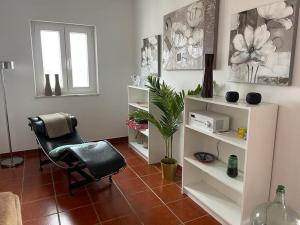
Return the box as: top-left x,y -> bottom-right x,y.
201,54 -> 214,98
226,91 -> 239,103
227,155 -> 238,178
246,92 -> 262,105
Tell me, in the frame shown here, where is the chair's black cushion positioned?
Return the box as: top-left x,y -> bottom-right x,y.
69,141 -> 126,179
37,132 -> 84,154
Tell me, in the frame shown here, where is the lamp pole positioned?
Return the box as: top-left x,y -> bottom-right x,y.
0,61 -> 24,167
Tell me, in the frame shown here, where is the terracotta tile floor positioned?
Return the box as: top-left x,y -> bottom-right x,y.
0,143 -> 220,225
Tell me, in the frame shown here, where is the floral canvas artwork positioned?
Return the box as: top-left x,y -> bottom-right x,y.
141,35 -> 161,77
163,0 -> 219,70
229,0 -> 299,86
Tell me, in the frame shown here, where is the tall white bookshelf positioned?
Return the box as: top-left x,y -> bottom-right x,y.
182,96 -> 278,225
127,85 -> 164,164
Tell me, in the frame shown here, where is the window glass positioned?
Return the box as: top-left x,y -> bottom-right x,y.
40,30 -> 63,87
69,32 -> 89,88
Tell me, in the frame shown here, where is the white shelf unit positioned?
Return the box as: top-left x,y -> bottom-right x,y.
182,96 -> 278,225
127,85 -> 165,163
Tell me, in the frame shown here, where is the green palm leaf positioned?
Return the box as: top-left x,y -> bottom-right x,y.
130,76 -> 201,161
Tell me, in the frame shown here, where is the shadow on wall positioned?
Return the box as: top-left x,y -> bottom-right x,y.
291,62 -> 300,87
270,102 -> 300,208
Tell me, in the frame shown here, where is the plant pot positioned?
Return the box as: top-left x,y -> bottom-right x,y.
161,162 -> 177,181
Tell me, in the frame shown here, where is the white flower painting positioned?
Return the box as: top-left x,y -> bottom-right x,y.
163,0 -> 219,70
141,35 -> 161,77
228,0 -> 299,86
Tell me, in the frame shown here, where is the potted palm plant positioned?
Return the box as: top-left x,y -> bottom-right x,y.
130,76 -> 201,180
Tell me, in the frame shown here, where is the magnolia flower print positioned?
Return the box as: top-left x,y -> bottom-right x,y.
231,14 -> 240,31
171,22 -> 191,48
231,24 -> 277,83
188,29 -> 204,59
142,47 -> 153,67
148,37 -> 158,46
186,1 -> 204,28
257,1 -> 294,30
231,24 -> 276,64
162,49 -> 170,68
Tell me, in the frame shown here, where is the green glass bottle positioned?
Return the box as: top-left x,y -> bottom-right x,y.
251,185 -> 300,225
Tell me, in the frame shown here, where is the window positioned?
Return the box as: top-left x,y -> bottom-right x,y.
31,21 -> 98,96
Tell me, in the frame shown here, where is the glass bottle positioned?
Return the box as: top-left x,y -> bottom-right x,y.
251,185 -> 300,225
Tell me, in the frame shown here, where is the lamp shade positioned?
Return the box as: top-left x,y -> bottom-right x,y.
0,61 -> 14,70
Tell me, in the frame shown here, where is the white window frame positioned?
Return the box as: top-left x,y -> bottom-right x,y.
30,21 -> 99,96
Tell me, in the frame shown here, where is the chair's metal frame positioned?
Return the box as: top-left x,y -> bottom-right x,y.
29,123 -> 126,195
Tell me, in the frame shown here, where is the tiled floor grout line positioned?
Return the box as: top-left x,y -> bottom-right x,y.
54,169 -> 106,224
57,203 -> 93,213
111,177 -> 145,224
143,178 -> 182,190
162,196 -> 189,205
20,153 -> 25,204
50,165 -> 62,225
20,153 -> 59,223
18,196 -> 57,205
184,214 -> 210,224
86,185 -> 103,225
138,171 -> 163,178
125,161 -> 185,225
99,214 -> 135,224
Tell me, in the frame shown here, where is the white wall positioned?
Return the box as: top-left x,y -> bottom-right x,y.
133,0 -> 300,214
0,0 -> 135,152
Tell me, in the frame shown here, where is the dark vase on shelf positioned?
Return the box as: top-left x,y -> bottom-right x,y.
246,92 -> 261,105
201,54 -> 214,98
54,74 -> 61,96
226,91 -> 239,103
227,155 -> 238,178
44,74 -> 52,96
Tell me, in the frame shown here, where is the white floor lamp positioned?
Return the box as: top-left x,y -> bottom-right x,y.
0,61 -> 24,167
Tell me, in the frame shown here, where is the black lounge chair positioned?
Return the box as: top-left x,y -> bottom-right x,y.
28,116 -> 126,194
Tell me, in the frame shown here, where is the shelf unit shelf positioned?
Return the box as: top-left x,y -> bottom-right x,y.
183,96 -> 278,225
128,85 -> 164,164
185,95 -> 271,110
128,85 -> 149,91
184,182 -> 241,225
128,103 -> 149,112
129,141 -> 149,159
185,124 -> 247,150
139,129 -> 149,137
128,128 -> 149,137
184,156 -> 244,193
